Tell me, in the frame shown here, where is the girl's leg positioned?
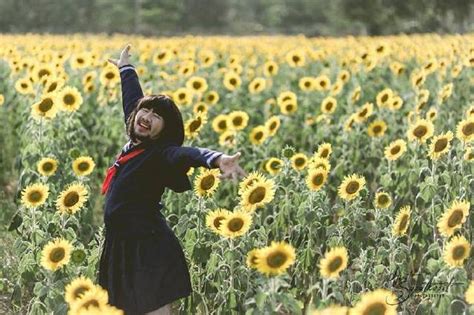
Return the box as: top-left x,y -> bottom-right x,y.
144,303 -> 171,315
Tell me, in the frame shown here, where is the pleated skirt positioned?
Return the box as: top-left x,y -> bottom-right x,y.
97,209 -> 192,315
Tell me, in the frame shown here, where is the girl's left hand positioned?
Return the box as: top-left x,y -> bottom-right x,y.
216,152 -> 247,182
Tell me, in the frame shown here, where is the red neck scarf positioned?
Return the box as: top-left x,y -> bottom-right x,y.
101,148 -> 145,195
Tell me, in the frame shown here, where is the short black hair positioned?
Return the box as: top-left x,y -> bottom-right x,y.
126,94 -> 185,146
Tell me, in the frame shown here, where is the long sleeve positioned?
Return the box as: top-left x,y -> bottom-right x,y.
119,64 -> 144,124
162,146 -> 224,170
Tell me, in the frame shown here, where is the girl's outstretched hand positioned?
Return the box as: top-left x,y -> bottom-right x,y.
216,152 -> 247,183
107,44 -> 131,68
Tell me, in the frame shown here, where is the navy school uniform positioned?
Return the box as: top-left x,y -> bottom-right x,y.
97,64 -> 223,314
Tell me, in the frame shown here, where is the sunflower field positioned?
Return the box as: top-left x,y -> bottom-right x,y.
0,33 -> 473,315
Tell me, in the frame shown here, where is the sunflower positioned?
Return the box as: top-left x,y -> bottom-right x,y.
428,131 -> 453,160
344,114 -> 357,131
426,108 -> 438,121
315,143 -> 332,159
299,76 -> 315,92
443,235 -> 471,268
152,49 -> 173,65
246,249 -> 262,269
388,96 -> 403,111
308,156 -> 331,173
186,76 -> 208,94
21,183 -> 49,208
31,93 -> 59,120
351,86 -> 361,103
99,66 -> 120,87
264,157 -> 283,175
40,238 -> 73,271
411,70 -> 426,89
437,200 -> 470,237
248,77 -> 267,94
465,281 -> 474,305
223,71 -> 242,91
72,156 -> 96,177
290,153 -> 308,171
219,210 -> 253,238
311,304 -> 349,315
464,147 -> 474,161
15,77 -> 34,95
314,75 -> 331,91
0,94 -> 4,106
279,99 -> 298,115
407,119 -> 434,143
69,286 -> 109,314
354,102 -> 373,123
240,178 -> 276,212
390,62 -> 405,76
70,53 -> 90,69
184,112 -> 207,139
193,101 -> 208,115
351,289 -> 398,315
338,174 -> 366,201
320,96 -> 337,114
173,87 -> 193,106
338,69 -> 350,83
374,191 -> 392,209
330,80 -> 344,96
37,157 -> 58,177
306,168 -> 328,191
249,126 -> 268,146
255,241 -> 296,276
277,91 -> 297,107
82,71 -> 97,86
212,114 -> 229,133
319,246 -> 349,279
31,63 -> 55,83
376,88 -> 393,108
204,90 -> 219,105
263,60 -> 279,77
59,86 -> 83,112
198,49 -> 216,68
218,130 -> 237,148
65,276 -> 95,305
238,171 -> 267,195
56,183 -> 89,214
286,49 -> 305,67
205,208 -> 231,234
228,110 -> 249,131
367,120 -> 387,137
265,116 -> 281,136
43,76 -> 65,94
392,205 -> 411,237
194,168 -> 221,198
456,117 -> 474,142
465,106 -> 474,118
384,139 -> 407,161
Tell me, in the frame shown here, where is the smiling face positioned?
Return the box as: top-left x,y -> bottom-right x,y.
133,107 -> 165,143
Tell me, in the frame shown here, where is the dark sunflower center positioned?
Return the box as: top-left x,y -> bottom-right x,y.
233,117 -> 243,126
213,216 -> 225,229
39,98 -> 53,113
254,132 -> 263,141
381,94 -> 389,103
158,52 -> 166,59
434,138 -> 448,152
320,81 -> 326,87
399,214 -> 409,231
295,157 -> 305,166
207,94 -> 215,101
413,125 -> 427,138
49,247 -> 65,263
359,109 -> 368,117
82,300 -> 100,308
77,58 -> 84,64
189,119 -> 201,132
64,94 -> 75,106
42,162 -> 54,172
105,72 -> 115,79
77,162 -> 90,172
254,83 -> 261,89
193,81 -> 202,89
73,286 -> 89,299
47,82 -> 58,92
452,245 -> 466,260
373,125 -> 382,134
286,104 -> 293,111
21,83 -> 28,89
248,186 -> 266,204
267,251 -> 287,268
179,93 -> 186,100
325,102 -> 333,110
269,122 -> 277,130
447,210 -> 463,227
228,218 -> 244,232
362,302 -> 387,315
268,65 -> 274,72
312,173 -> 324,186
200,175 -> 215,190
270,161 -> 281,170
38,69 -> 50,78
390,145 -> 401,155
378,194 -> 389,205
64,191 -> 79,207
328,256 -> 343,272
304,81 -> 310,87
345,181 -> 360,194
229,78 -> 237,85
292,56 -> 300,63
218,121 -> 227,129
320,150 -> 329,158
29,190 -> 43,202
462,122 -> 474,136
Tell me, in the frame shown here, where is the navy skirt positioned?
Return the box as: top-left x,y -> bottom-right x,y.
98,208 -> 192,315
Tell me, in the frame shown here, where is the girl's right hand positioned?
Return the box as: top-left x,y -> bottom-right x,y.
107,44 -> 131,68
